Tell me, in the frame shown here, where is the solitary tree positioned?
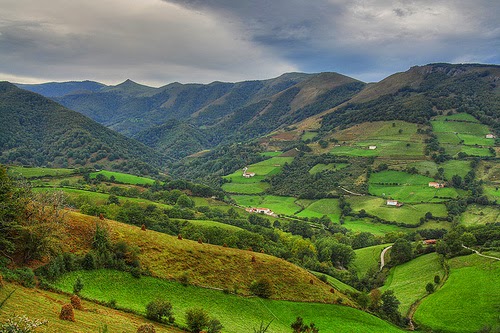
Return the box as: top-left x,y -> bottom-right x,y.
145,299 -> 174,323
185,308 -> 209,333
390,238 -> 413,265
426,282 -> 435,294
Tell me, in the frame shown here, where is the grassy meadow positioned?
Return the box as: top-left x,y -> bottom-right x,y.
309,163 -> 348,174
460,205 -> 500,226
90,170 -> 156,185
0,283 -> 181,333
54,270 -> 403,333
351,244 -> 392,277
232,195 -> 302,215
348,196 -> 447,225
8,166 -> 76,178
414,254 -> 500,333
381,253 -> 444,315
296,198 -> 341,222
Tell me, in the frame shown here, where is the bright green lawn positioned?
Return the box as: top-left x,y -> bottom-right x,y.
459,146 -> 494,157
8,166 -> 76,178
460,205 -> 500,226
484,186 -> 500,201
351,244 -> 392,277
381,253 -> 444,315
309,163 -> 348,174
433,113 -> 480,123
414,255 -> 500,333
457,134 -> 495,146
431,121 -> 490,135
55,270 -> 404,333
232,195 -> 302,215
222,182 -> 269,194
90,170 -> 156,185
348,196 -> 447,225
296,199 -> 341,222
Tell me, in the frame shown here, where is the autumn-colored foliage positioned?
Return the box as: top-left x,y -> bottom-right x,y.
251,256 -> 256,262
59,303 -> 75,321
141,224 -> 147,231
178,234 -> 183,240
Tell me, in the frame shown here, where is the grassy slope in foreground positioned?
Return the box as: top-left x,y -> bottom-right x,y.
0,283 -> 181,333
414,254 -> 500,333
381,253 -> 444,316
66,212 -> 339,303
54,270 -> 403,333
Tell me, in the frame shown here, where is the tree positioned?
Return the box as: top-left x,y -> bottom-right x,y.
461,232 -> 476,247
250,277 -> 273,298
176,194 -> 194,208
390,238 -> 413,265
0,166 -> 25,257
434,275 -> 441,284
381,290 -> 401,322
426,282 -> 434,293
290,317 -> 319,333
185,308 -> 209,333
206,318 -> 223,333
145,299 -> 174,323
73,277 -> 84,294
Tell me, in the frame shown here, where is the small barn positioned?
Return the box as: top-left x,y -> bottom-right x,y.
486,134 -> 496,139
368,145 -> 377,150
386,200 -> 403,207
428,182 -> 445,188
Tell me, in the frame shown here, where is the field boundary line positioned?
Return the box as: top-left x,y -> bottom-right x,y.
257,298 -> 283,324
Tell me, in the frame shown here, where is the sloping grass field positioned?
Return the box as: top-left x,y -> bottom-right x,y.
460,205 -> 500,226
381,253 -> 444,315
232,195 -> 302,216
414,254 -> 500,333
53,270 -> 403,333
309,163 -> 348,174
8,166 -> 76,178
0,283 -> 181,333
351,244 -> 392,277
348,196 -> 448,225
296,199 -> 341,222
90,170 -> 156,185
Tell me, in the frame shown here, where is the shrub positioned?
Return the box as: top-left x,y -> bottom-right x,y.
249,277 -> 273,298
59,303 -> 75,321
179,272 -> 190,286
137,324 -> 156,333
426,282 -> 435,294
318,274 -> 328,283
185,308 -> 209,333
434,275 -> 440,284
130,267 -> 141,279
145,299 -> 174,323
73,276 -> 84,294
70,294 -> 83,310
15,268 -> 35,288
0,315 -> 47,333
82,252 -> 96,270
207,318 -> 223,333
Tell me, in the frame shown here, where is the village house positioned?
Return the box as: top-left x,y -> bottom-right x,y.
245,207 -> 277,217
486,133 -> 496,139
423,239 -> 437,245
368,145 -> 377,150
242,166 -> 255,178
386,199 -> 403,207
428,182 -> 445,188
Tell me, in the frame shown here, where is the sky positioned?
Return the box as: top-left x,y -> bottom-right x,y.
0,0 -> 498,86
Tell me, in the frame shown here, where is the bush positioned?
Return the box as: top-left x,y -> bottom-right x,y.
59,303 -> 75,322
185,308 -> 209,333
15,268 -> 35,288
82,252 -> 96,270
426,282 -> 435,294
207,318 -> 223,333
137,324 -> 156,333
250,277 -> 273,298
179,272 -> 190,286
145,299 -> 174,323
73,276 -> 84,294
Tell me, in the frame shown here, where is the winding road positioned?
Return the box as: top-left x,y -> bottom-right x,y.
380,245 -> 392,270
462,245 -> 500,261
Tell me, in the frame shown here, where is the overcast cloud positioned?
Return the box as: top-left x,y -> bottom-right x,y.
0,0 -> 498,86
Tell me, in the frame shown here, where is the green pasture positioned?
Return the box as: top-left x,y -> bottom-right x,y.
32,187 -> 173,210
431,120 -> 490,135
54,270 -> 404,333
349,121 -> 421,141
331,141 -> 425,157
369,171 -> 433,185
260,151 -> 283,157
342,218 -> 405,236
302,131 -> 318,141
310,271 -> 358,293
381,253 -> 444,315
90,170 -> 156,185
369,184 -> 460,203
407,161 -> 439,177
330,146 -> 379,157
459,145 -> 494,157
221,182 -> 269,194
296,199 -> 341,222
348,196 -> 447,225
8,166 -> 76,178
460,205 -> 500,226
457,134 -> 495,146
441,160 -> 472,179
433,113 -> 480,123
434,132 -> 462,144
484,185 -> 500,201
351,244 -> 392,277
232,195 -> 301,216
309,163 -> 348,174
414,255 -> 500,333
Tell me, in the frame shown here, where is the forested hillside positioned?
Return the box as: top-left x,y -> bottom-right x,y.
0,82 -> 161,175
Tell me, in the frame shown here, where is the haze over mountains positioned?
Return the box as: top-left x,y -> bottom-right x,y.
8,63 -> 500,167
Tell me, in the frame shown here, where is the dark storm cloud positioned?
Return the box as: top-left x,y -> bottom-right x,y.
0,0 -> 498,85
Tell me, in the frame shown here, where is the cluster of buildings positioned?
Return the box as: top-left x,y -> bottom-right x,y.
245,207 -> 277,217
242,166 -> 255,178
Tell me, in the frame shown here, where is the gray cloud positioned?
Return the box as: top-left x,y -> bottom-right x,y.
0,0 -> 498,85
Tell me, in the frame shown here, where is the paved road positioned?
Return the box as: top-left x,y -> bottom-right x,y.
462,245 -> 500,261
380,245 -> 393,270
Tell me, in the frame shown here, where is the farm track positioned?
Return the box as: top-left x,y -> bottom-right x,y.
462,245 -> 500,261
379,245 -> 392,270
